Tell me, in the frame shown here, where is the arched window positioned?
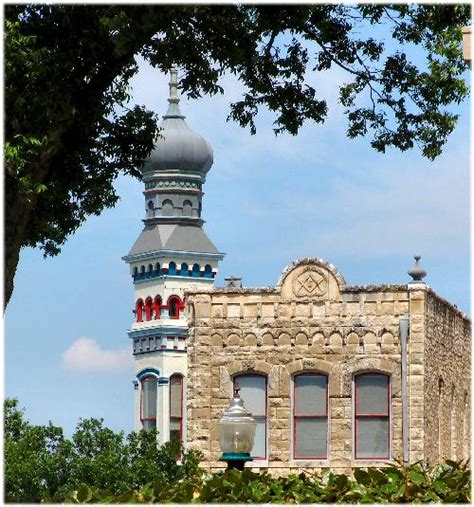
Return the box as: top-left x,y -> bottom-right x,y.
140,265 -> 146,279
147,200 -> 155,218
192,263 -> 200,278
133,267 -> 138,280
170,374 -> 184,446
354,372 -> 390,460
141,376 -> 157,431
162,199 -> 173,216
168,295 -> 184,319
135,299 -> 144,323
154,296 -> 162,320
204,264 -> 212,278
234,374 -> 267,459
168,262 -> 177,276
154,263 -> 161,276
147,264 -> 153,278
293,373 -> 328,459
145,297 -> 153,321
182,200 -> 193,216
180,262 -> 189,276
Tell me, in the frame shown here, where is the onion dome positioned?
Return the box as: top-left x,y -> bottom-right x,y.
142,68 -> 213,175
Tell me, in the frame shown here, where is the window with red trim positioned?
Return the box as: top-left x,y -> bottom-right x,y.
154,296 -> 162,320
170,375 -> 183,447
145,297 -> 153,321
354,373 -> 390,460
234,374 -> 267,459
168,295 -> 183,319
135,299 -> 144,323
140,376 -> 157,431
293,373 -> 328,459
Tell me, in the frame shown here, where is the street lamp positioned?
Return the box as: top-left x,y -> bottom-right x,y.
218,385 -> 257,470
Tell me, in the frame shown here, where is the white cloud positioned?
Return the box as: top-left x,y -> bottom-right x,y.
60,337 -> 133,373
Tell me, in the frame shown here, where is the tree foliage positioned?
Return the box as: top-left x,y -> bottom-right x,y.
46,460 -> 474,504
4,4 -> 470,307
195,462 -> 471,504
4,399 -> 471,503
3,399 -> 203,503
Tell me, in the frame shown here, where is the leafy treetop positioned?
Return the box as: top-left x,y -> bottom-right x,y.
4,4 -> 470,307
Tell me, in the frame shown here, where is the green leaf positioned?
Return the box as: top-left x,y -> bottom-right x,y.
367,467 -> 387,485
76,484 -> 91,503
354,468 -> 370,485
408,469 -> 425,485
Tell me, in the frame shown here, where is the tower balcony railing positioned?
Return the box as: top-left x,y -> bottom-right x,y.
133,263 -> 215,282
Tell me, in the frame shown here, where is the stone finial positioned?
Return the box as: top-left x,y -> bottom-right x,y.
408,255 -> 427,282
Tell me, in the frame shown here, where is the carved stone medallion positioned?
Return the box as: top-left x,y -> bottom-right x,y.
292,268 -> 328,298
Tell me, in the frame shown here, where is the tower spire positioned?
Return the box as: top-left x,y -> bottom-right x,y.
169,67 -> 179,103
164,67 -> 184,119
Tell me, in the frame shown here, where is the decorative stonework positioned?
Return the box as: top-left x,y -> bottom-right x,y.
277,258 -> 346,289
278,258 -> 343,302
292,267 -> 328,298
145,179 -> 200,190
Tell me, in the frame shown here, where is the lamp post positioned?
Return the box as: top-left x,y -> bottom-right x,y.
218,386 -> 257,471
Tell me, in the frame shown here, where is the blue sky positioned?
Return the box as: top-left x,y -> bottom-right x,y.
5,45 -> 471,436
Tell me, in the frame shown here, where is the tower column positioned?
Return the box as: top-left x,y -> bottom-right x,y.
157,377 -> 170,444
123,68 -> 224,441
133,381 -> 140,432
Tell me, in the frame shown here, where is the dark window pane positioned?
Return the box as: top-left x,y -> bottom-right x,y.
142,379 -> 157,419
235,375 -> 267,458
356,374 -> 389,415
170,419 -> 181,443
295,418 -> 327,458
143,419 -> 156,432
170,376 -> 182,417
236,376 -> 266,416
252,418 -> 266,458
356,417 -> 389,458
295,375 -> 327,415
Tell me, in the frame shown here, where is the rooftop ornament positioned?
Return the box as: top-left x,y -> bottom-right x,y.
218,384 -> 256,471
224,276 -> 243,288
408,254 -> 427,283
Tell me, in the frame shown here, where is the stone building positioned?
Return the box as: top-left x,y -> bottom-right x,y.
185,258 -> 471,474
124,71 -> 471,475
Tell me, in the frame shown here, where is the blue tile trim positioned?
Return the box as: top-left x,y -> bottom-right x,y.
132,272 -> 215,284
136,367 -> 161,380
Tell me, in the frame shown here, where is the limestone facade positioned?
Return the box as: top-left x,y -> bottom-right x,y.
184,258 -> 471,475
422,291 -> 471,465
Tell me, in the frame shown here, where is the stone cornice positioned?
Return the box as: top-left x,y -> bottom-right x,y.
142,216 -> 205,227
122,249 -> 225,264
128,325 -> 187,338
